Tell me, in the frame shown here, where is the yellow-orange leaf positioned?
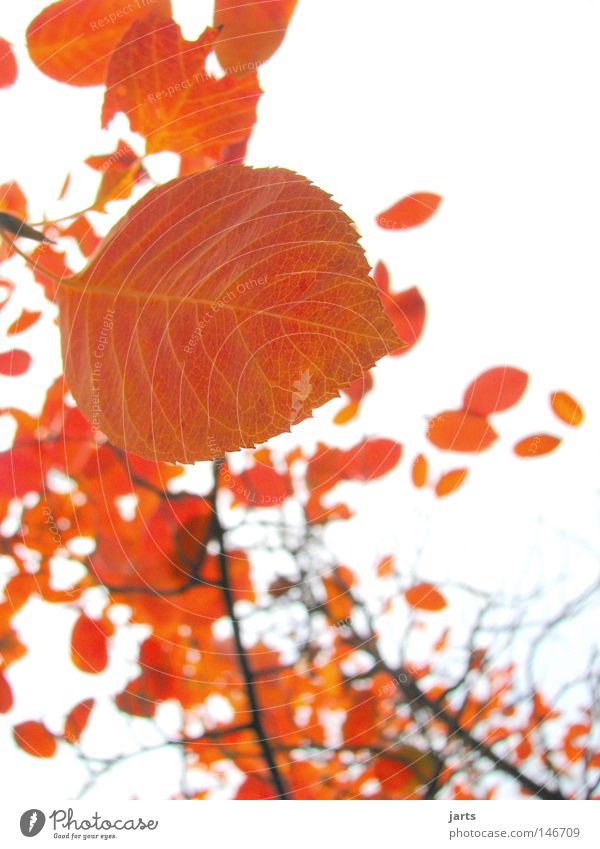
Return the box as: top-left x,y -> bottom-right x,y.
26,0 -> 172,86
13,720 -> 56,758
214,0 -> 297,73
550,391 -> 584,427
411,453 -> 428,488
435,468 -> 468,497
102,15 -> 262,161
513,434 -> 561,458
58,165 -> 400,462
405,582 -> 447,612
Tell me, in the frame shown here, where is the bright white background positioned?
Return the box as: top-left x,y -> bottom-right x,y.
0,0 -> 599,799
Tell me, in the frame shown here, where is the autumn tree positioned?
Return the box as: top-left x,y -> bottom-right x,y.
0,0 -> 597,800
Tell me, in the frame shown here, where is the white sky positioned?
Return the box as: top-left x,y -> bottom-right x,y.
0,0 -> 599,800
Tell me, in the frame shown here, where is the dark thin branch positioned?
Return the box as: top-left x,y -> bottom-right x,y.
211,460 -> 290,800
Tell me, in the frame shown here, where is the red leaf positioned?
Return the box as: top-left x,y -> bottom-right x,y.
213,0 -> 297,72
405,582 -> 447,611
0,672 -> 13,713
0,37 -> 17,89
376,192 -> 442,230
7,310 -> 42,336
58,165 -> 400,462
26,0 -> 172,86
102,16 -> 262,162
550,391 -> 584,427
60,217 -> 101,257
513,434 -> 561,458
235,775 -> 275,799
435,468 -> 468,497
64,698 -> 94,743
463,367 -> 528,415
427,410 -> 497,452
71,614 -> 109,674
13,720 -> 56,758
0,349 -> 32,377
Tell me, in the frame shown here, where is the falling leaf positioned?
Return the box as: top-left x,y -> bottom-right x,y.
214,0 -> 297,73
102,16 -> 262,162
376,555 -> 394,578
85,140 -> 147,210
0,350 -> 32,377
463,367 -> 528,415
58,165 -> 400,462
0,37 -> 17,89
71,614 -> 109,674
427,410 -> 497,452
550,391 -> 583,427
0,671 -> 13,713
64,698 -> 94,744
435,468 -> 468,497
411,453 -> 428,488
13,720 -> 57,758
405,582 -> 447,611
26,0 -> 172,86
7,310 -> 42,336
513,434 -> 561,458
373,260 -> 425,356
376,192 -> 442,230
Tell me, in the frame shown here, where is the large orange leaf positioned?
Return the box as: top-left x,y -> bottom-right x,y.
26,0 -> 172,86
463,367 -> 528,415
214,0 -> 297,73
102,16 -> 262,162
376,192 -> 442,230
550,390 -> 584,427
13,720 -> 56,758
0,37 -> 17,89
427,409 -> 498,452
58,165 -> 400,462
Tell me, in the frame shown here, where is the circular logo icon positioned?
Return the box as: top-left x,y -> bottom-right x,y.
19,810 -> 46,837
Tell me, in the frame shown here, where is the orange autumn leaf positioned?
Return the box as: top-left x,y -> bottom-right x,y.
214,0 -> 297,73
26,0 -> 172,86
0,37 -> 17,89
102,16 -> 262,162
0,349 -> 32,377
550,390 -> 584,427
85,140 -> 147,211
64,698 -> 95,744
513,434 -> 561,458
373,260 -> 425,356
376,555 -> 394,578
7,310 -> 42,336
427,410 -> 498,453
435,468 -> 468,497
235,775 -> 275,799
58,165 -> 400,462
411,453 -> 428,488
376,192 -> 442,230
0,671 -> 13,713
463,367 -> 528,416
71,614 -> 109,674
13,720 -> 56,758
405,582 -> 447,611
0,181 -> 28,261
